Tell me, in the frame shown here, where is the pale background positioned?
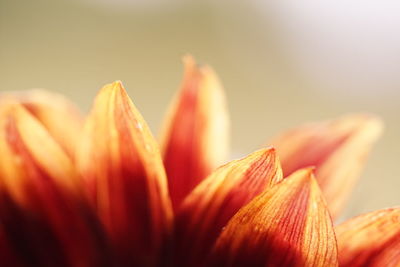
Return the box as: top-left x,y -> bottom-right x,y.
1,0 -> 399,220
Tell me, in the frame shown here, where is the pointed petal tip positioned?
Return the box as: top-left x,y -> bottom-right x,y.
208,167 -> 338,267
97,80 -> 125,95
249,147 -> 275,158
282,168 -> 323,199
340,113 -> 384,139
112,80 -> 124,88
365,114 -> 384,137
260,146 -> 275,152
289,166 -> 316,182
182,54 -> 214,77
182,54 -> 199,76
267,146 -> 275,152
182,54 -> 196,65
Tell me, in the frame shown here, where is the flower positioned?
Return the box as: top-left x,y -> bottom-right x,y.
0,55 -> 397,267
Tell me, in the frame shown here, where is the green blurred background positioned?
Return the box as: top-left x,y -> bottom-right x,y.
1,0 -> 399,220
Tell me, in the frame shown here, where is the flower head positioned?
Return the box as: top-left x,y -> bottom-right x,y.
0,56 -> 396,267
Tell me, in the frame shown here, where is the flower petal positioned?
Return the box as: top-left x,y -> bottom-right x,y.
0,104 -> 108,266
0,104 -> 79,205
336,207 -> 400,267
269,114 -> 383,218
160,55 -> 229,210
174,148 -> 282,266
208,168 -> 338,267
0,225 -> 21,267
76,81 -> 173,266
0,89 -> 83,158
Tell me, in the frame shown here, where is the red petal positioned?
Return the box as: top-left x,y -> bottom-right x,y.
174,148 -> 282,266
0,226 -> 21,267
160,55 -> 229,211
76,81 -> 173,266
0,104 -> 107,266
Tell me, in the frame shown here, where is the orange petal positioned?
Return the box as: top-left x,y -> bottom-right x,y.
336,207 -> 400,267
0,104 -> 79,205
208,168 -> 338,267
174,148 -> 282,266
160,55 -> 229,211
269,114 -> 383,218
0,89 -> 83,158
76,81 -> 173,266
0,104 -> 107,266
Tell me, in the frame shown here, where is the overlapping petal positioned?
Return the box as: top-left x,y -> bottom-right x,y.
269,114 -> 383,218
208,168 -> 338,267
0,104 -> 107,267
336,207 -> 400,267
0,57 -> 393,267
76,81 -> 172,266
174,148 -> 282,266
0,90 -> 83,157
160,55 -> 229,211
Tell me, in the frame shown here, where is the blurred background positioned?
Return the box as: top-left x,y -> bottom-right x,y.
1,0 -> 399,220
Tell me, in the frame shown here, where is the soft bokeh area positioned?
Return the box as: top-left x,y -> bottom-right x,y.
1,0 -> 399,220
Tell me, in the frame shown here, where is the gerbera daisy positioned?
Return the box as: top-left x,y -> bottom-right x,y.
0,56 -> 397,267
